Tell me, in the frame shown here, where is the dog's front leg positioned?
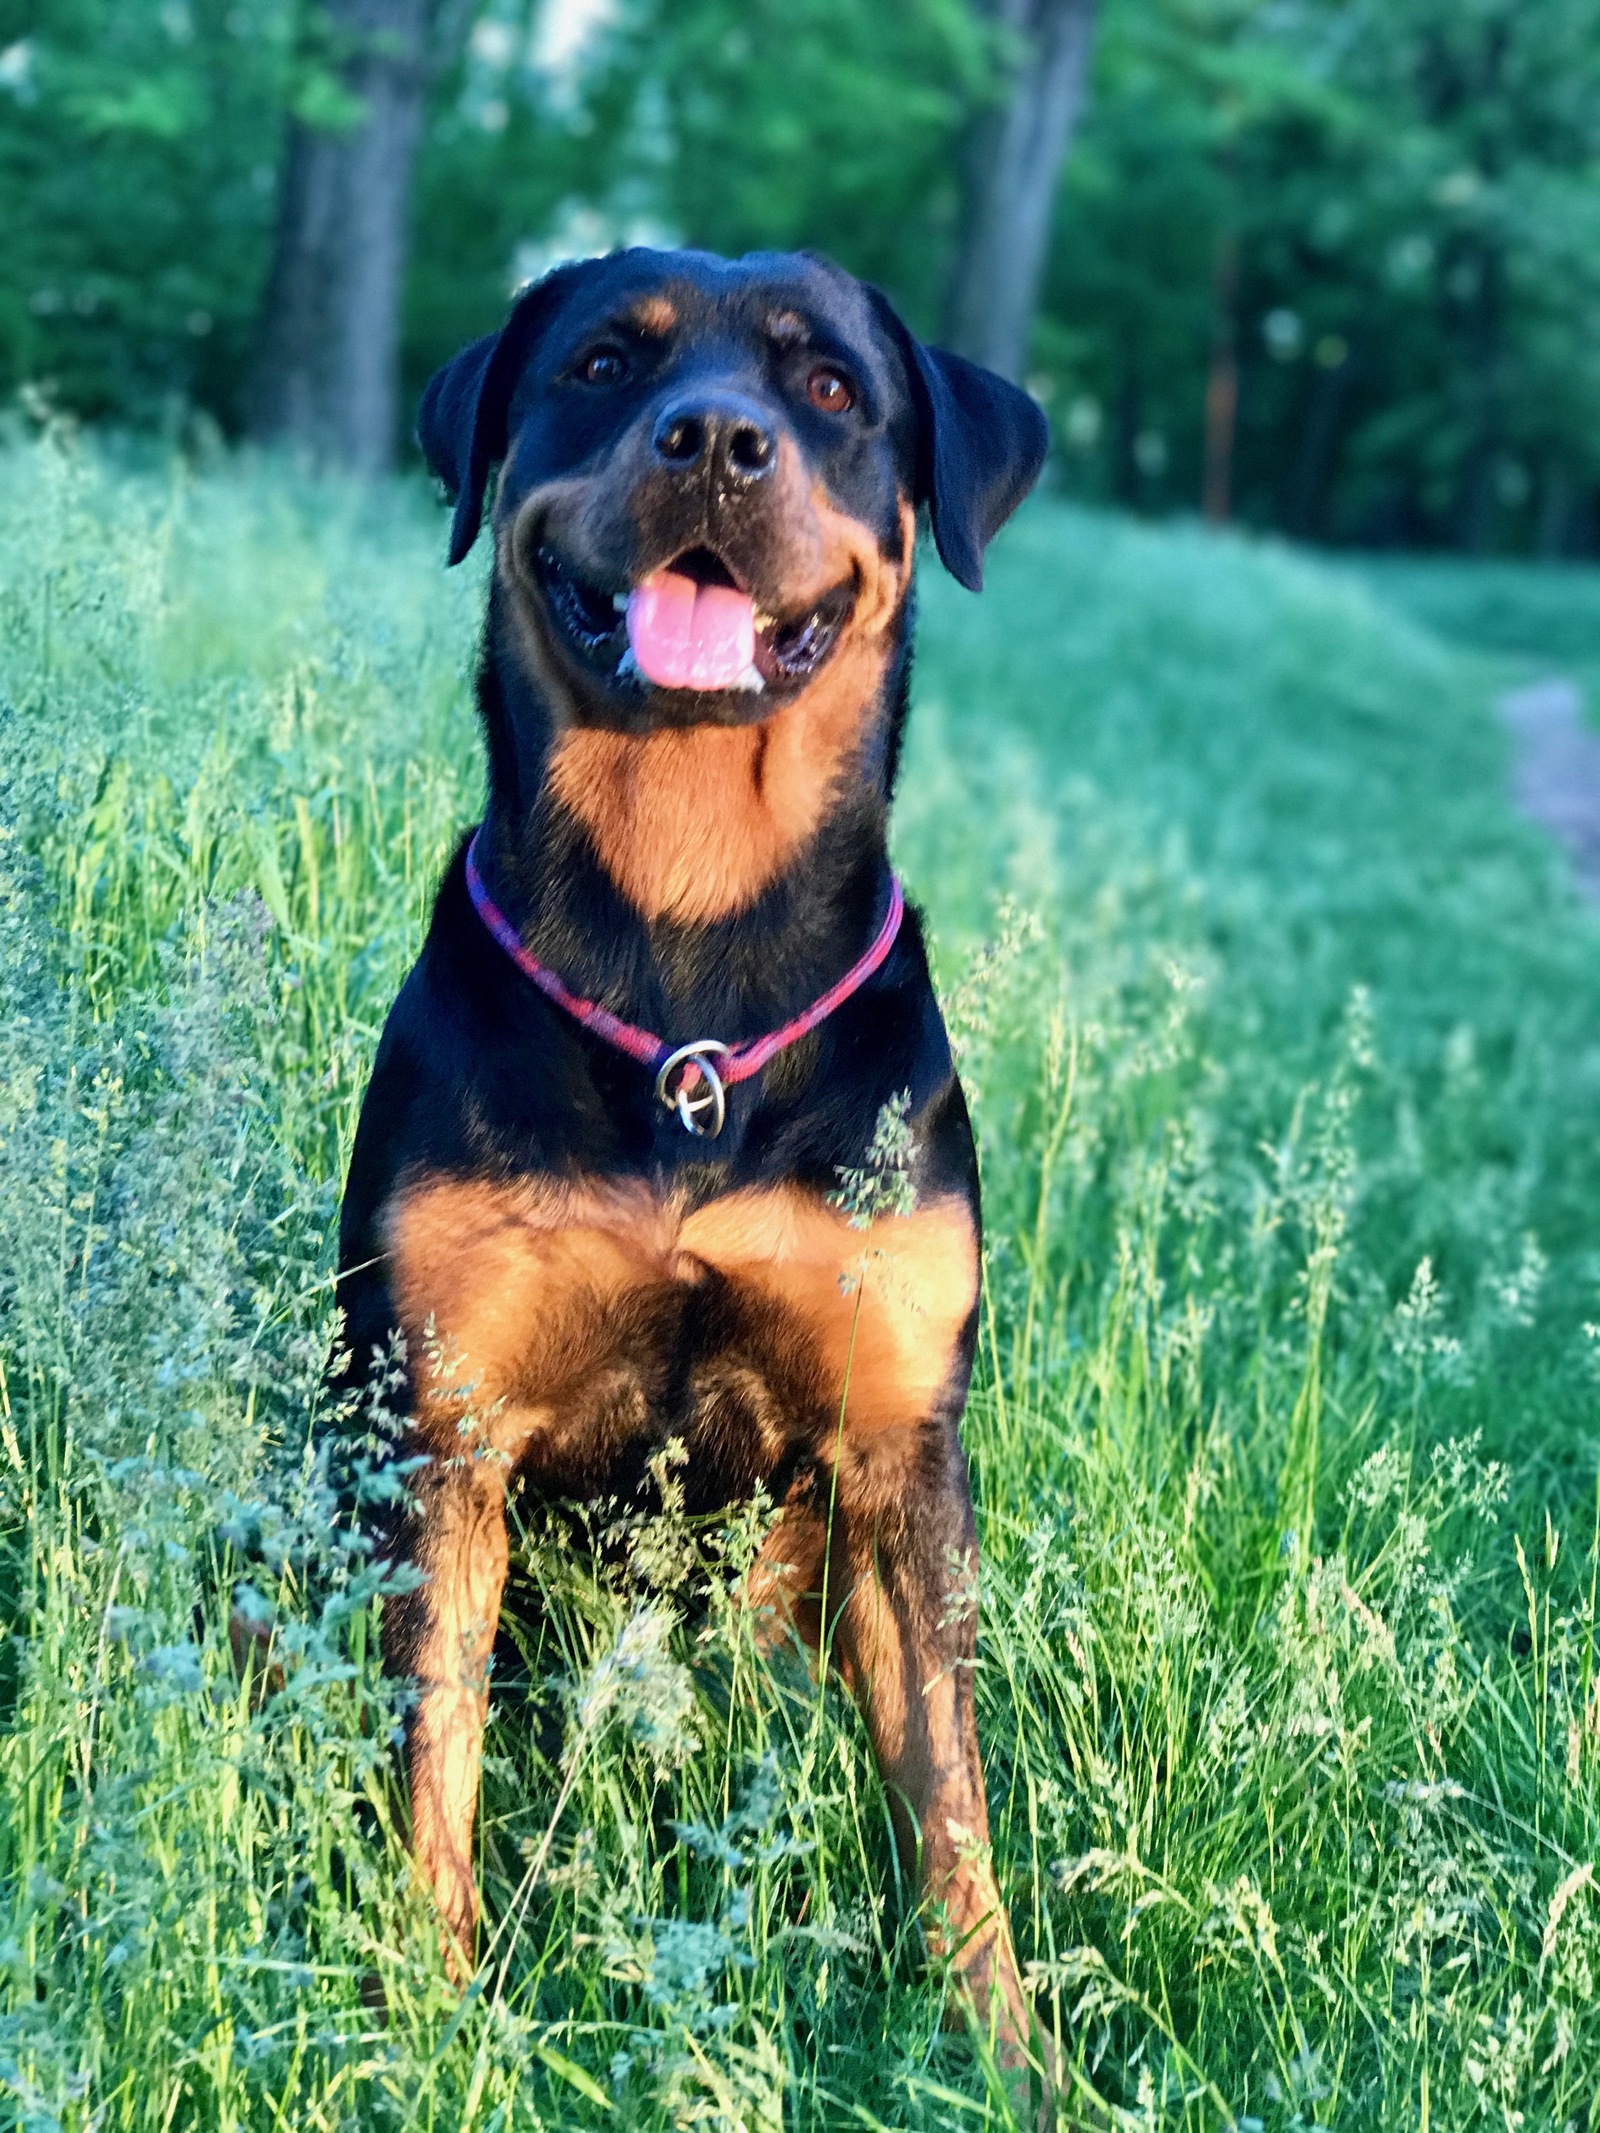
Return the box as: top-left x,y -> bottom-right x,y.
383,1446 -> 510,1974
827,1421 -> 1034,2065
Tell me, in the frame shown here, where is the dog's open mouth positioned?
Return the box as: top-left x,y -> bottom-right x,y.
535,544 -> 852,695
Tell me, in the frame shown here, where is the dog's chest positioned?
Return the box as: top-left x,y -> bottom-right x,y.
381,1171 -> 977,1494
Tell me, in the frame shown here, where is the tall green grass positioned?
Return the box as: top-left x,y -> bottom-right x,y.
1,423 -> 1598,2130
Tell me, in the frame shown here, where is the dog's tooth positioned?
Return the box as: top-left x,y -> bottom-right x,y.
752,609 -> 774,631
735,665 -> 766,692
612,591 -> 629,612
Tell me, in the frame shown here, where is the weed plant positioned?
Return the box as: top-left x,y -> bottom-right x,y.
1,425 -> 1598,2130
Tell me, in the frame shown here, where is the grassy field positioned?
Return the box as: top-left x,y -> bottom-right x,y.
2,424 -> 1599,2131
1344,557 -> 1600,719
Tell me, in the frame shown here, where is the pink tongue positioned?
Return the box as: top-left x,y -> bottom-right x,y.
626,569 -> 756,690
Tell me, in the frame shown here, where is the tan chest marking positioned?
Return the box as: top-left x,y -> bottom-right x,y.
382,1172 -> 977,1456
680,1184 -> 976,1433
383,1175 -> 681,1459
544,492 -> 915,924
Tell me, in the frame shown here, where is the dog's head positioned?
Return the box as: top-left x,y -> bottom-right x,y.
419,247 -> 1047,733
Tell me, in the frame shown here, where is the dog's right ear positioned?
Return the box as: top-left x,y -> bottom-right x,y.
417,262 -> 589,566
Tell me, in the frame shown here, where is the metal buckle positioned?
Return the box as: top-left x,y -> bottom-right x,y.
654,1041 -> 731,1138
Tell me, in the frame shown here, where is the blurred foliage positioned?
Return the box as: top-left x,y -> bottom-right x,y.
594,0 -> 987,327
3,0 -> 1599,548
1043,0 -> 1600,547
0,0 -> 291,427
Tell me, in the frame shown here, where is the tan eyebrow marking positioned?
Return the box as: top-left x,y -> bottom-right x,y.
629,295 -> 678,336
766,309 -> 810,347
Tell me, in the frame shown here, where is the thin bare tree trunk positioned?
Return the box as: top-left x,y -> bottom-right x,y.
1284,343 -> 1357,542
1202,229 -> 1239,525
945,0 -> 1099,383
248,0 -> 437,473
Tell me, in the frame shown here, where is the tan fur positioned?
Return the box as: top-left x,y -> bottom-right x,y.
630,295 -> 678,336
852,1594 -> 1023,1977
736,1426 -> 1031,2058
682,1183 -> 977,1435
385,1172 -> 975,1453
385,1175 -> 682,1965
387,1176 -> 662,1418
742,1483 -> 828,1660
545,493 -> 916,922
385,1174 -> 708,1474
405,1457 -> 509,1966
827,1491 -> 1032,2054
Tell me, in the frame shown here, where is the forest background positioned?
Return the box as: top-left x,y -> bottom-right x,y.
4,0 -> 1600,555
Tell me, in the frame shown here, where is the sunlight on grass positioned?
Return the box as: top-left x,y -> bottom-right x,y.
1,427 -> 1598,2129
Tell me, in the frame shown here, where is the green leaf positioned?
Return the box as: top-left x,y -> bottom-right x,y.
246,817 -> 291,936
530,2038 -> 613,2110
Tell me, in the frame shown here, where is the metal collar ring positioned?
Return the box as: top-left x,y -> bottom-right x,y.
654,1041 -> 732,1137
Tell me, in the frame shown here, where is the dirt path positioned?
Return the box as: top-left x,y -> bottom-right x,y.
1497,676 -> 1600,900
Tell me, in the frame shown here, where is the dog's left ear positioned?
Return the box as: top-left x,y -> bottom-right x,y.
867,289 -> 1049,593
418,261 -> 592,566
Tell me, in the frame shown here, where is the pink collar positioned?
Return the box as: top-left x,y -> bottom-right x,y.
463,830 -> 905,1138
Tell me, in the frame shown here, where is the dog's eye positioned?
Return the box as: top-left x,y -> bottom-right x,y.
805,366 -> 855,414
578,348 -> 629,387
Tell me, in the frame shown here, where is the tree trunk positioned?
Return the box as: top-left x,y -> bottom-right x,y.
1111,343 -> 1142,508
1451,238 -> 1508,553
1536,452 -> 1575,560
1202,229 -> 1239,525
944,0 -> 1100,383
1284,344 -> 1357,543
247,0 -> 436,473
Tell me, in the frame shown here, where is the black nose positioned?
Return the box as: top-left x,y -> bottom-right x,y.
651,393 -> 776,483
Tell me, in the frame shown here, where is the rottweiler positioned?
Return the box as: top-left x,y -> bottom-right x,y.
336,245 -> 1047,2066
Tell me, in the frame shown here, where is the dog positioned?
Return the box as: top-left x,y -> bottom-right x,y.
335,245 -> 1047,2065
